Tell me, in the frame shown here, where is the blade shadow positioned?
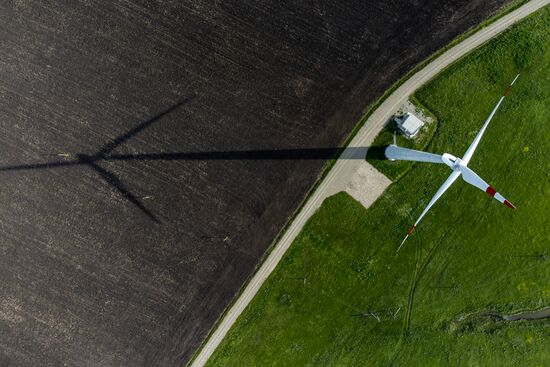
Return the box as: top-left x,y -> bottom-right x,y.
81,97 -> 193,222
97,96 -> 194,156
0,160 -> 81,172
83,157 -> 160,223
0,98 -> 193,222
0,156 -> 159,222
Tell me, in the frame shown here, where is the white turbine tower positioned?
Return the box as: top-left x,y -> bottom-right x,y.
387,74 -> 519,252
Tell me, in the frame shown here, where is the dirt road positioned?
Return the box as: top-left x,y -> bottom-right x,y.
190,1 -> 550,365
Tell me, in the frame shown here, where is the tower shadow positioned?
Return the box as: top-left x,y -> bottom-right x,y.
105,146 -> 383,162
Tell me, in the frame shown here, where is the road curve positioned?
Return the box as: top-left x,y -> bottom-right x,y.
190,1 -> 550,365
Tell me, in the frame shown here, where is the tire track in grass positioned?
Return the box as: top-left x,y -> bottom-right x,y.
381,192 -> 424,366
387,203 -> 461,366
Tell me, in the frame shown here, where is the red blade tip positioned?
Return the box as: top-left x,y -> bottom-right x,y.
504,200 -> 516,210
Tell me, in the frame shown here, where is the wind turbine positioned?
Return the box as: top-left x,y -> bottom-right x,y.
387,74 -> 519,251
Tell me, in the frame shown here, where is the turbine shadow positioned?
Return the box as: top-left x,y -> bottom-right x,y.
0,96 -> 390,222
0,97 -> 193,222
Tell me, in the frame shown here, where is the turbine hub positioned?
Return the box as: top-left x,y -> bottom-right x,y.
441,153 -> 460,170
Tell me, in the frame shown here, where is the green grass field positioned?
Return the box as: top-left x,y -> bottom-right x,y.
207,7 -> 550,366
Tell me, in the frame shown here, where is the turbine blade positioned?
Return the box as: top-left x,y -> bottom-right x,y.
462,74 -> 519,166
398,171 -> 461,252
459,165 -> 516,209
385,145 -> 444,164
397,225 -> 417,253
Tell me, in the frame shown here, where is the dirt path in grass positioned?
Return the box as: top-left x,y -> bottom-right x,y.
503,307 -> 550,320
191,1 -> 550,365
483,307 -> 550,321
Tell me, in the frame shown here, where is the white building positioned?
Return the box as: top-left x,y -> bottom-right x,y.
395,112 -> 424,138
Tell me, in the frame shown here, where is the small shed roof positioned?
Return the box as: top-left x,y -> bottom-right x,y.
397,112 -> 424,137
